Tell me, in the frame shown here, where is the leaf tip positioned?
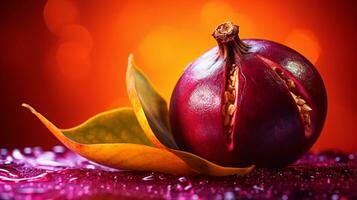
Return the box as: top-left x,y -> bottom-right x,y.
127,54 -> 135,72
22,103 -> 36,114
128,53 -> 134,61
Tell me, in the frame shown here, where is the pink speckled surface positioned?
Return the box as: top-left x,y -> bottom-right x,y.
0,146 -> 356,199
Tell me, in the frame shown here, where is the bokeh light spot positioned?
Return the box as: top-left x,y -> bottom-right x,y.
137,26 -> 210,100
56,42 -> 91,81
285,29 -> 321,64
59,24 -> 93,50
201,1 -> 234,30
44,0 -> 79,35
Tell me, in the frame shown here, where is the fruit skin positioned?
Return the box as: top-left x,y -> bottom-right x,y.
169,23 -> 327,167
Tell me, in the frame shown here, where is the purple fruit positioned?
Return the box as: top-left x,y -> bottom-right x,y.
169,22 -> 327,167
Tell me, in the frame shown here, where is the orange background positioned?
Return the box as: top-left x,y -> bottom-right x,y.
1,0 -> 356,152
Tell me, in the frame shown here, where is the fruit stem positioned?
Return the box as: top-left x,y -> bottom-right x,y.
212,22 -> 250,56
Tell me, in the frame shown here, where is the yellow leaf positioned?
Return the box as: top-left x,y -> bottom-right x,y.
22,104 -> 196,175
126,54 -> 178,150
23,54 -> 254,176
125,55 -> 254,176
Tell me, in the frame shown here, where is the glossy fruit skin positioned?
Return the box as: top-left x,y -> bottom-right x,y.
169,25 -> 327,167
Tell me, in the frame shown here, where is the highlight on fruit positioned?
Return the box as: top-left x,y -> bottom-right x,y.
24,21 -> 327,175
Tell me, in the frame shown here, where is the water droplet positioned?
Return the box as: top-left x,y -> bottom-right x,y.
3,184 -> 12,191
0,172 -> 50,183
0,160 -> 12,165
36,151 -> 65,169
167,185 -> 172,191
199,180 -> 208,185
318,155 -> 325,162
83,185 -> 90,194
23,147 -> 33,155
210,187 -> 216,193
0,148 -> 8,156
33,146 -> 43,156
12,149 -> 24,160
77,190 -> 83,196
142,175 -> 154,181
146,185 -> 153,192
85,164 -> 96,169
191,194 -> 199,200
331,194 -> 339,200
215,194 -> 223,200
16,187 -> 46,194
282,194 -> 289,200
335,157 -> 341,162
178,176 -> 188,183
184,184 -> 192,191
37,151 -> 55,161
348,154 -> 355,160
0,167 -> 19,178
224,191 -> 235,200
69,177 -> 78,182
3,156 -> 13,165
175,184 -> 183,191
53,145 -> 66,154
253,185 -> 264,192
158,174 -> 166,180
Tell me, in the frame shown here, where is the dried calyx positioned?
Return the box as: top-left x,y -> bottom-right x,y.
212,21 -> 249,57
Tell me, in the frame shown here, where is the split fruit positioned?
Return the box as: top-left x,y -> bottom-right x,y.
169,22 -> 327,167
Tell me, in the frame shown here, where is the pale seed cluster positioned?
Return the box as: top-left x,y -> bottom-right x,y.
273,67 -> 312,127
222,64 -> 238,137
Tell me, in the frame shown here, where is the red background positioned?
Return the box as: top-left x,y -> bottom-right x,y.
1,0 -> 356,152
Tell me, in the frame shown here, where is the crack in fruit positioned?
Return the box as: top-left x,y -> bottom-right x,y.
222,64 -> 238,140
272,67 -> 312,131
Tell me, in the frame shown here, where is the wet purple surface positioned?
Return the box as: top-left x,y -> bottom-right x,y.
0,146 -> 356,199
